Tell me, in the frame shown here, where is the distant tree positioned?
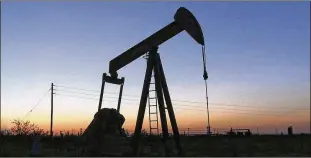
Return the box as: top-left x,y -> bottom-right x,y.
60,131 -> 64,138
42,131 -> 49,136
65,131 -> 70,137
10,119 -> 45,136
11,119 -> 34,135
33,127 -> 45,136
71,129 -> 78,136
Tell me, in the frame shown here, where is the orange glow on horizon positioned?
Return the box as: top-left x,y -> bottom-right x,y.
2,108 -> 309,135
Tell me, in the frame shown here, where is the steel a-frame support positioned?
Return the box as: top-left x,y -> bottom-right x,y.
131,47 -> 183,156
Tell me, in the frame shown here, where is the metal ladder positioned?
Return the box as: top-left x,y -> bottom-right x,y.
143,53 -> 160,135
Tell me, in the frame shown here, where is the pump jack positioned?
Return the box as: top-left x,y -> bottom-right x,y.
97,7 -> 206,156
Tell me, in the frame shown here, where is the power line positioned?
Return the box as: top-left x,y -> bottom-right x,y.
55,89 -> 99,97
168,102 -> 307,111
54,93 -> 302,116
55,89 -> 140,101
55,94 -> 98,100
73,94 -> 299,113
55,93 -> 136,102
173,105 -> 295,113
55,86 -> 235,107
55,84 -> 308,111
55,94 -> 125,104
55,88 -> 308,112
171,100 -> 308,111
55,85 -> 100,93
23,88 -> 51,120
173,107 -> 298,116
55,85 -> 139,97
54,93 -> 306,116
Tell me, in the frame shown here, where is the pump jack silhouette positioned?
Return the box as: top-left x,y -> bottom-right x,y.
97,7 -> 206,156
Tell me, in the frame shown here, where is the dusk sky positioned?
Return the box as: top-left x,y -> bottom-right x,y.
2,2 -> 310,134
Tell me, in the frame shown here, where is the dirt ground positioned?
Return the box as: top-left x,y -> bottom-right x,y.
0,134 -> 310,156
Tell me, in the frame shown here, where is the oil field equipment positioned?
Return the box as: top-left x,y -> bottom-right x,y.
84,7 -> 207,156
227,128 -> 252,136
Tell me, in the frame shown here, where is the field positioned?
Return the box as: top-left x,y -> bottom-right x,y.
179,135 -> 311,157
0,134 -> 310,156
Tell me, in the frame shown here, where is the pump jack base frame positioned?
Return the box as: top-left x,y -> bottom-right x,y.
130,47 -> 183,156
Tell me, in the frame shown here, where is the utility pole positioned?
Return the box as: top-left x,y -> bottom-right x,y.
257,127 -> 259,135
50,83 -> 54,137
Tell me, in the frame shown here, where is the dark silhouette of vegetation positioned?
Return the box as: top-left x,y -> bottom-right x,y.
10,119 -> 46,136
1,119 -> 310,156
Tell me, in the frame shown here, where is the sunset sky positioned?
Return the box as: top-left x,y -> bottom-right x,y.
1,2 -> 310,134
